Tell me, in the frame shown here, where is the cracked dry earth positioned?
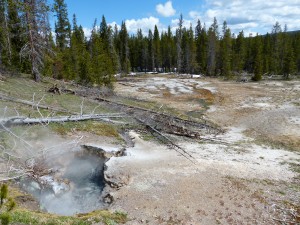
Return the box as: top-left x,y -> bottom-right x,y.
104,76 -> 300,224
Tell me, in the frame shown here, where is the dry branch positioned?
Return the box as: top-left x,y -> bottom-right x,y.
135,117 -> 197,164
94,96 -> 223,138
0,93 -> 75,115
0,113 -> 127,127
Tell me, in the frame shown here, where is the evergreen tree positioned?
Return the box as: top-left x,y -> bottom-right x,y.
153,25 -> 161,71
161,27 -> 174,72
220,21 -> 232,78
270,21 -> 283,74
21,0 -> 52,81
131,29 -> 145,72
180,25 -> 196,74
7,0 -> 25,70
69,14 -> 88,81
195,20 -> 207,74
176,14 -> 183,73
262,33 -> 271,74
147,29 -> 154,71
253,35 -> 263,81
54,0 -> 70,50
166,26 -> 176,72
99,15 -> 118,81
0,0 -> 9,66
232,30 -> 245,72
293,32 -> 300,73
118,21 -> 130,74
207,17 -> 219,76
283,37 -> 296,79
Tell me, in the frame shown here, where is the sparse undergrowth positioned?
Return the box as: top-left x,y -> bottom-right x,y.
10,209 -> 127,225
6,185 -> 127,225
0,76 -> 115,118
50,121 -> 121,138
243,129 -> 300,153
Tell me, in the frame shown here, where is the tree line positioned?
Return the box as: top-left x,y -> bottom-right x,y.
0,0 -> 299,86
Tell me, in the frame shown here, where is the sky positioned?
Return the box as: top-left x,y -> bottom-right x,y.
49,0 -> 300,37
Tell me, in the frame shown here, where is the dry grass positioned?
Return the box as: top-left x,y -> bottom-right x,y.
50,121 -> 121,138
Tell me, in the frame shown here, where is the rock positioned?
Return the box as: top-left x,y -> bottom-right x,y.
81,144 -> 126,159
104,173 -> 130,189
103,193 -> 114,204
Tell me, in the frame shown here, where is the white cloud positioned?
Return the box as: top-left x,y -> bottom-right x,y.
125,17 -> 162,35
188,0 -> 300,35
156,1 -> 176,17
108,22 -> 121,31
82,27 -> 92,38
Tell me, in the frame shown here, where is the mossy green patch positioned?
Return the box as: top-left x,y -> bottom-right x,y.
50,121 -> 120,138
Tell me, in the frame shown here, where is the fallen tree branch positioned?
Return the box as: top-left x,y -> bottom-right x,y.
135,117 -> 197,165
0,113 -> 127,127
94,96 -> 223,136
0,93 -> 76,115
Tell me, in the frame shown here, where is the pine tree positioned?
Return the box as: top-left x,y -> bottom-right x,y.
161,30 -> 169,72
147,29 -> 154,71
220,21 -> 232,78
293,32 -> 300,73
7,0 -> 25,70
270,21 -> 283,74
253,35 -> 263,81
180,25 -> 196,74
232,30 -> 245,73
54,0 -> 70,51
207,17 -> 219,76
69,14 -> 88,81
20,0 -> 52,81
0,0 -> 9,66
176,14 -> 183,73
283,37 -> 296,79
99,15 -> 118,83
118,21 -> 130,74
262,33 -> 272,74
153,25 -> 161,71
195,19 -> 207,74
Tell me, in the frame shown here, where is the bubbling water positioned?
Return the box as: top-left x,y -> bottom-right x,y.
21,151 -> 106,215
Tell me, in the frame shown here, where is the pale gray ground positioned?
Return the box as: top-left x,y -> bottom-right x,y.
102,77 -> 300,224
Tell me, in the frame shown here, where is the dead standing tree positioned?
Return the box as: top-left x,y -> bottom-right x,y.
20,0 -> 51,82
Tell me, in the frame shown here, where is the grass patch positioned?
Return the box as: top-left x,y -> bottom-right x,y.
118,96 -> 189,120
0,76 -> 115,118
50,121 -> 120,138
244,129 -> 300,152
10,209 -> 127,225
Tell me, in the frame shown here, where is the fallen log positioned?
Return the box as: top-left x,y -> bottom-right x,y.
0,113 -> 127,127
0,93 -> 75,115
94,96 -> 223,137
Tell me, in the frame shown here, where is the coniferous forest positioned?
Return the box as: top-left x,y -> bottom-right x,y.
0,0 -> 300,86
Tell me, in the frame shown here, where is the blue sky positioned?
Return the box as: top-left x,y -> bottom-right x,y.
49,0 -> 300,37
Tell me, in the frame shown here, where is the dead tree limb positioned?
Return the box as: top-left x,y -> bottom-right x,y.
0,113 -> 127,127
95,96 -> 222,134
135,117 -> 197,164
0,93 -> 75,115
